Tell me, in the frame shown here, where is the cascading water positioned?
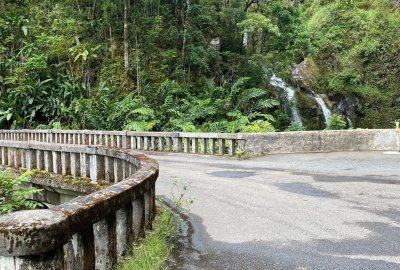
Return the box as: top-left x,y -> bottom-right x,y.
269,74 -> 303,126
314,95 -> 332,124
346,116 -> 353,128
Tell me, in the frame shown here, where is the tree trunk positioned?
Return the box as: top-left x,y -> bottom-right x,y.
181,0 -> 190,62
124,0 -> 129,72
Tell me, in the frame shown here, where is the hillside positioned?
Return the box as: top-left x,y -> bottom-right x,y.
0,0 -> 399,131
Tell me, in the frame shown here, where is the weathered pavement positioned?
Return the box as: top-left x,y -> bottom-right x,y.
152,151 -> 400,270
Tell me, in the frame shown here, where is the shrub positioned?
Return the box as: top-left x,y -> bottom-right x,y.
0,169 -> 43,215
326,114 -> 347,130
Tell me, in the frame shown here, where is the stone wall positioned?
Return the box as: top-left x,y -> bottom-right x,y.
244,129 -> 397,156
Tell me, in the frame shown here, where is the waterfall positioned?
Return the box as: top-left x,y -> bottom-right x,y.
269,74 -> 303,126
346,116 -> 353,128
314,95 -> 332,124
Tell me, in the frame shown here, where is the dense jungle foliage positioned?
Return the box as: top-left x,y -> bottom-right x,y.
0,0 -> 399,132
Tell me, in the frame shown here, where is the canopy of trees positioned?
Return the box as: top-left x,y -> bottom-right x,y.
0,0 -> 399,131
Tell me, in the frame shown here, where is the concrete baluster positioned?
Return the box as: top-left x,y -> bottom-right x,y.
105,135 -> 109,147
132,196 -> 145,240
104,156 -> 114,182
70,153 -> 81,177
72,228 -> 96,270
150,137 -> 156,150
130,136 -> 137,149
116,206 -> 133,257
200,138 -> 206,154
165,137 -> 172,152
143,137 -> 149,151
80,153 -> 90,178
52,151 -> 62,174
157,137 -> 163,151
26,149 -> 37,171
122,135 -> 130,149
116,136 -> 121,148
1,147 -> 7,166
192,138 -> 198,154
228,139 -> 235,156
90,155 -> 105,183
209,138 -> 215,155
183,138 -> 190,153
218,139 -> 225,155
7,147 -> 15,167
173,137 -> 182,153
61,152 -> 71,175
94,134 -> 99,145
114,159 -> 123,183
44,151 -> 53,172
36,150 -> 44,170
93,215 -> 117,270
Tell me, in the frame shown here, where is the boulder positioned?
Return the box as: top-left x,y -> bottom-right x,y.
291,58 -> 320,93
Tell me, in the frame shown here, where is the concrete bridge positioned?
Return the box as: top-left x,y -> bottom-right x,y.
0,129 -> 399,269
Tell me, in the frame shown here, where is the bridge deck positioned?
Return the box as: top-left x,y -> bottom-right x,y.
155,151 -> 400,270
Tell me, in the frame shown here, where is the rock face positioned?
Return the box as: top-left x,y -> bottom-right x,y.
330,95 -> 362,120
291,58 -> 319,93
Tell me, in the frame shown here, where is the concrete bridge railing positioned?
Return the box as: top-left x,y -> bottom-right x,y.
0,130 -> 246,156
0,129 -> 397,156
0,141 -> 158,270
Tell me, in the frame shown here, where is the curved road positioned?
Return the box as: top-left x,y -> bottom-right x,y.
153,151 -> 400,270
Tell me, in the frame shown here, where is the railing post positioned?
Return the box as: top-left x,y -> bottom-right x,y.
52,151 -> 62,174
116,206 -> 133,257
36,150 -> 44,170
94,214 -> 117,270
114,159 -> 123,182
44,151 -> 53,172
218,139 -> 225,155
25,149 -> 37,170
61,152 -> 71,175
157,137 -> 163,151
90,154 -> 105,183
228,139 -> 235,156
173,137 -> 182,153
104,156 -> 114,182
80,153 -> 90,178
183,138 -> 189,153
200,138 -> 206,154
70,153 -> 81,177
209,138 -> 215,155
192,138 -> 198,154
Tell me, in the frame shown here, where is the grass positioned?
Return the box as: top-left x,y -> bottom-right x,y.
115,205 -> 176,270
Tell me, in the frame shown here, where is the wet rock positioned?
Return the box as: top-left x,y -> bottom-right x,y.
291,58 -> 320,93
330,95 -> 362,119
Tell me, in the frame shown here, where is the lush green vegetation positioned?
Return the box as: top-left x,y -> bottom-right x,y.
1,0 -> 399,131
116,207 -> 175,270
0,169 -> 42,214
302,0 -> 400,128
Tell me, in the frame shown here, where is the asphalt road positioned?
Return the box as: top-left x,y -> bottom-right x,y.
152,151 -> 400,270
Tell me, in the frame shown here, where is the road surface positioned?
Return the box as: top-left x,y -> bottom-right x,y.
153,151 -> 400,270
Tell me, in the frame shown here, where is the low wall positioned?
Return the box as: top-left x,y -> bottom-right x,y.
0,141 -> 158,270
245,129 -> 397,155
0,129 -> 397,157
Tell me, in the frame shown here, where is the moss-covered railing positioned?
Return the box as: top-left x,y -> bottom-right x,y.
0,141 -> 158,270
0,130 -> 246,156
